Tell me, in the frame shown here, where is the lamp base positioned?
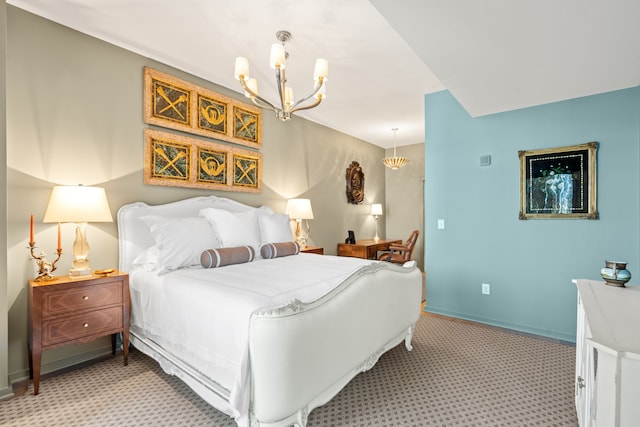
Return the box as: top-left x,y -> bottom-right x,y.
69,267 -> 93,277
70,256 -> 92,277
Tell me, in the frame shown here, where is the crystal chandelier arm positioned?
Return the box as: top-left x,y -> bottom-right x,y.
290,79 -> 324,113
238,76 -> 278,112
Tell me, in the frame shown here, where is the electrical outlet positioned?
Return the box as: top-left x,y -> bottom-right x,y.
437,219 -> 445,229
482,283 -> 490,295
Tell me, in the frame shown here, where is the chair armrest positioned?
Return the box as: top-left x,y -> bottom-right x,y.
388,244 -> 407,252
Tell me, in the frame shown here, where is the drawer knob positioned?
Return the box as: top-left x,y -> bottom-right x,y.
83,323 -> 89,328
577,376 -> 585,388
83,296 -> 89,300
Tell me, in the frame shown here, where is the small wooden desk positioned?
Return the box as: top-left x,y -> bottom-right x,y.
337,239 -> 402,260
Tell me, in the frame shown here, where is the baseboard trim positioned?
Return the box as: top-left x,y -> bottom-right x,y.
0,385 -> 15,401
9,344 -> 114,386
424,306 -> 575,344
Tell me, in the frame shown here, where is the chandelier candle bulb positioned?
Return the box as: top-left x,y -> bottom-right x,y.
285,87 -> 294,108
245,78 -> 258,97
314,58 -> 329,81
270,43 -> 286,69
234,57 -> 249,79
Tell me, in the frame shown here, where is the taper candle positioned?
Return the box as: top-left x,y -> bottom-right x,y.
57,223 -> 61,252
29,214 -> 34,245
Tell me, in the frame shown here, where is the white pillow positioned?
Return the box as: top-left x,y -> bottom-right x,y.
139,215 -> 219,273
259,213 -> 294,243
199,208 -> 261,250
132,245 -> 161,268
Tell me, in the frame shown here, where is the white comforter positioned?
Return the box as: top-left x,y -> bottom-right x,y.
129,253 -> 373,423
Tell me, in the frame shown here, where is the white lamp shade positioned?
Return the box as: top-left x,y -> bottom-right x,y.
245,78 -> 259,97
371,204 -> 383,216
234,57 -> 250,80
313,58 -> 328,81
269,43 -> 286,69
285,198 -> 314,220
43,185 -> 113,223
285,87 -> 295,108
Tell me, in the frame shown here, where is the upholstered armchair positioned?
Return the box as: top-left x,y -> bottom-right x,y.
378,229 -> 420,265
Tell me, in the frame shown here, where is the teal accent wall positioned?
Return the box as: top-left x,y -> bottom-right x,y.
424,87 -> 640,342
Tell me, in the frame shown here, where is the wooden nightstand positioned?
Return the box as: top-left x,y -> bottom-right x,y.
301,246 -> 324,255
28,272 -> 130,395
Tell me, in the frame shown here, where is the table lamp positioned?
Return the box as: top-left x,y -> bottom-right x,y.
371,203 -> 383,241
285,198 -> 314,247
43,185 -> 113,277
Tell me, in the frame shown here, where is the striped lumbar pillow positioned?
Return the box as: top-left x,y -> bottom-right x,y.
200,246 -> 255,268
260,242 -> 300,259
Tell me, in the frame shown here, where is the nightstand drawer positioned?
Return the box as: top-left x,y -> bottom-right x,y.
42,280 -> 122,317
42,306 -> 123,347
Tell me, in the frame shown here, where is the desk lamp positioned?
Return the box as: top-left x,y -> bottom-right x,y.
371,203 -> 383,241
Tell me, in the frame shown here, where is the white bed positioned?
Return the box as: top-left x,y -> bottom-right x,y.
117,196 -> 422,427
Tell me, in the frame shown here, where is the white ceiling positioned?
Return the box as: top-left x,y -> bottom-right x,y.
7,0 -> 640,149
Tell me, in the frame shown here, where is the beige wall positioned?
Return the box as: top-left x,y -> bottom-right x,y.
4,7 -> 387,382
0,1 -> 10,400
384,143 -> 425,271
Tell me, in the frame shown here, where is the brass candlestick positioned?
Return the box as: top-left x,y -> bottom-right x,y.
29,242 -> 62,282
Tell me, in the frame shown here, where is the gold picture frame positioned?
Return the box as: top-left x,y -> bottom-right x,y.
144,67 -> 261,148
197,94 -> 227,136
150,139 -> 191,182
233,105 -> 260,144
232,152 -> 260,190
197,146 -> 227,185
144,129 -> 262,193
519,142 -> 598,219
150,79 -> 191,126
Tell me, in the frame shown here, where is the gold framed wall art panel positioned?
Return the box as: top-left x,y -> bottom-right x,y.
197,146 -> 228,186
144,67 -> 262,148
233,105 -> 260,144
144,129 -> 261,193
232,149 -> 262,192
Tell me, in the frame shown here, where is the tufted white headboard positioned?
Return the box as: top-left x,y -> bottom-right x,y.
117,196 -> 269,272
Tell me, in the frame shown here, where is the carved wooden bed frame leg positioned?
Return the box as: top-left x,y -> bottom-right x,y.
404,324 -> 415,351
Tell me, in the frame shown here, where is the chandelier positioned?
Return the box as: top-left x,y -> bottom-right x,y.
383,128 -> 409,169
234,30 -> 328,122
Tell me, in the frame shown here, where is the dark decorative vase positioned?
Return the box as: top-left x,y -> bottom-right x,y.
600,261 -> 631,287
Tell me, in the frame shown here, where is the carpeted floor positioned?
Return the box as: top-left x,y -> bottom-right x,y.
0,314 -> 578,426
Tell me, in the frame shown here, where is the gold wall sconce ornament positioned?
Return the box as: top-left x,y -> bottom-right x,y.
346,161 -> 365,204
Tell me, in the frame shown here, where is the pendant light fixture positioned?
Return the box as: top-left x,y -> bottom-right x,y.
383,128 -> 409,170
234,30 -> 328,122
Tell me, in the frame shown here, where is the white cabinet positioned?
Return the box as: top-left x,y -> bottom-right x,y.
573,279 -> 640,427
